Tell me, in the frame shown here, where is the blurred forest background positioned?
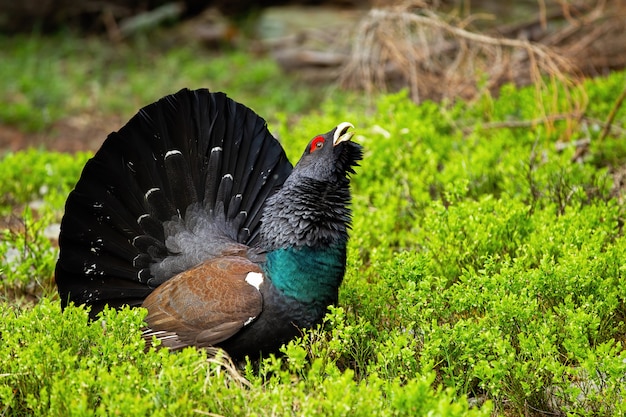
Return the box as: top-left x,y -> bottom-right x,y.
0,0 -> 624,152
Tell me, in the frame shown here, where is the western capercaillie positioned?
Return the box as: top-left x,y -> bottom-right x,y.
55,88 -> 362,360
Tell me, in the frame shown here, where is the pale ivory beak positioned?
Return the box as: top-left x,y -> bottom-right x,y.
333,122 -> 354,146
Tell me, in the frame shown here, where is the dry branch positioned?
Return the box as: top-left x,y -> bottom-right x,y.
338,1 -> 579,108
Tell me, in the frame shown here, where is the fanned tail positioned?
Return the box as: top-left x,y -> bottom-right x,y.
55,88 -> 292,317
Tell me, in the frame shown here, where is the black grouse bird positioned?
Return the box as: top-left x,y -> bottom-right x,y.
55,88 -> 362,359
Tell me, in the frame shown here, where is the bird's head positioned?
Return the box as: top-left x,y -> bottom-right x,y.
292,122 -> 363,182
258,122 -> 362,250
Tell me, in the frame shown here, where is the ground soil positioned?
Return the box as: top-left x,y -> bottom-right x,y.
0,114 -> 124,153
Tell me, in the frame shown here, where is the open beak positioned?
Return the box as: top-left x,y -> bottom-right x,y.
333,122 -> 354,146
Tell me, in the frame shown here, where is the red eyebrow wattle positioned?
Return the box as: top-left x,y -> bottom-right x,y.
310,136 -> 325,152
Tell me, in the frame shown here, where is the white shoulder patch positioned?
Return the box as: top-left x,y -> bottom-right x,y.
245,272 -> 264,290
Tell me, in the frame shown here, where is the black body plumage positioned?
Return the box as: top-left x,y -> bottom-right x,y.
55,88 -> 362,359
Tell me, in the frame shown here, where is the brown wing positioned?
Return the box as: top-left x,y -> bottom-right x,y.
141,255 -> 263,350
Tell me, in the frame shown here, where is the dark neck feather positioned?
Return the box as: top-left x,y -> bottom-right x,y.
259,176 -> 352,251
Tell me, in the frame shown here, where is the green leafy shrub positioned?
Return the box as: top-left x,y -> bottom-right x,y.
2,33 -> 626,415
0,301 -> 491,416
0,150 -> 91,213
0,207 -> 57,302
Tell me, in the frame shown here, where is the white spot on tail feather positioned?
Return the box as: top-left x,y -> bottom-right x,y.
165,150 -> 182,159
145,187 -> 160,198
245,272 -> 263,290
211,147 -> 222,153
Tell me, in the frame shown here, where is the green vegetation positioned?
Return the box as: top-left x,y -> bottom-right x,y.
1,32 -> 626,416
0,32 -> 333,133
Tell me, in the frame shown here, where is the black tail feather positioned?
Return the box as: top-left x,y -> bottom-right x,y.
137,214 -> 165,242
215,174 -> 234,216
227,193 -> 243,220
56,88 -> 293,317
164,150 -> 198,211
243,132 -> 293,244
145,187 -> 179,222
203,147 -> 223,210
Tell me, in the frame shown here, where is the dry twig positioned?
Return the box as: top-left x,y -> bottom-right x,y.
339,1 -> 578,106
599,85 -> 626,142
